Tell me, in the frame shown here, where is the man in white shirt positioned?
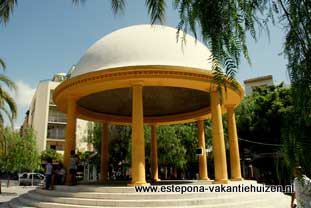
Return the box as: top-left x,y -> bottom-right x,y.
69,150 -> 79,185
45,158 -> 53,190
291,166 -> 311,208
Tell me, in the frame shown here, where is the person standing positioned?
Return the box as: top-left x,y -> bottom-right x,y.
69,150 -> 79,185
45,158 -> 53,190
58,163 -> 66,185
291,166 -> 311,208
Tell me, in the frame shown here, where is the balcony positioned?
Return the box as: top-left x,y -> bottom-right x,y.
48,106 -> 67,123
47,132 -> 65,140
48,116 -> 67,123
47,124 -> 65,140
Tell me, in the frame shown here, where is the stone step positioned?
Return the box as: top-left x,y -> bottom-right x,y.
8,198 -> 34,208
54,186 -> 135,193
0,203 -> 10,208
26,191 -> 286,207
35,188 -> 272,200
53,180 -> 258,194
17,195 -> 288,208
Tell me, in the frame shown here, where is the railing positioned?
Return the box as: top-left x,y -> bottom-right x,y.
48,116 -> 67,123
47,132 -> 65,139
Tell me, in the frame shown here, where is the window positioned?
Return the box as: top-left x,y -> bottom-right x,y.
20,173 -> 27,179
32,174 -> 42,180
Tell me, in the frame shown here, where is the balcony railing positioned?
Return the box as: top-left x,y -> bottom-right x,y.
47,132 -> 65,139
48,116 -> 67,123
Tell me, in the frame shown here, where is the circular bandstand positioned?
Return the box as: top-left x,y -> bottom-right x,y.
5,24 -> 291,208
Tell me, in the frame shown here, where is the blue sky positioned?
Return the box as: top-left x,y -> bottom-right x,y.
0,0 -> 289,127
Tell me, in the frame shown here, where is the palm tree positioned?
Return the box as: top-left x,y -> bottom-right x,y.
0,59 -> 17,126
0,57 -> 17,194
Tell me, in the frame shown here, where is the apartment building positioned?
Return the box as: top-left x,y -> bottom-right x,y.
23,73 -> 90,153
244,75 -> 274,95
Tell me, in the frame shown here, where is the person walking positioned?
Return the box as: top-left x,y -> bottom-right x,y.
69,150 -> 79,185
291,166 -> 311,208
45,158 -> 53,190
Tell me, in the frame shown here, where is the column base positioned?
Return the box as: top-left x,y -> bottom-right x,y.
213,179 -> 229,184
152,178 -> 161,182
230,177 -> 243,181
199,177 -> 210,181
128,181 -> 150,186
100,180 -> 108,184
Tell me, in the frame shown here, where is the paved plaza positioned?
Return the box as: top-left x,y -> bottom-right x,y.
0,185 -> 35,207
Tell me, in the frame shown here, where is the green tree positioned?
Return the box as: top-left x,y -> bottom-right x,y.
15,128 -> 40,171
157,125 -> 187,179
109,125 -> 131,174
84,122 -> 102,153
84,122 -> 132,176
275,0 -> 311,175
0,128 -> 39,191
40,148 -> 63,163
235,84 -> 302,184
236,84 -> 292,153
174,123 -> 198,178
0,128 -> 40,172
84,122 -> 207,180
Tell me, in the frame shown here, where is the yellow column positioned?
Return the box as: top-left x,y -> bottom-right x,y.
227,106 -> 243,181
100,123 -> 109,183
64,97 -> 76,185
211,91 -> 228,184
198,120 -> 209,180
150,125 -> 160,182
130,84 -> 148,186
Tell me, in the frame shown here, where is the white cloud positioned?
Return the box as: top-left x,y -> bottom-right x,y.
15,80 -> 36,108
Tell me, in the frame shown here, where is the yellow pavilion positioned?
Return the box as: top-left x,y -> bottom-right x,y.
53,24 -> 244,186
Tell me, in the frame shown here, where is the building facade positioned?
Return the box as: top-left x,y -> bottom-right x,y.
24,73 -> 90,153
244,75 -> 274,95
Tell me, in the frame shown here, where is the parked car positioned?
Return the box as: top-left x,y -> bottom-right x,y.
19,172 -> 45,186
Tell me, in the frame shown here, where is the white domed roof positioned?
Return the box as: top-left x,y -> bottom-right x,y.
71,24 -> 212,77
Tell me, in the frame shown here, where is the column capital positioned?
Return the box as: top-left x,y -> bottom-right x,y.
225,105 -> 236,110
67,95 -> 78,102
131,80 -> 144,86
210,89 -> 219,94
150,123 -> 158,127
210,90 -> 223,104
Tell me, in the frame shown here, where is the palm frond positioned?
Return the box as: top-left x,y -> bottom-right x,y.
0,88 -> 17,120
72,0 -> 86,7
0,74 -> 16,91
145,0 -> 166,24
0,112 -> 4,124
0,105 -> 13,127
111,0 -> 125,15
210,55 -> 240,98
174,0 -> 270,68
0,58 -> 6,71
0,0 -> 18,25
